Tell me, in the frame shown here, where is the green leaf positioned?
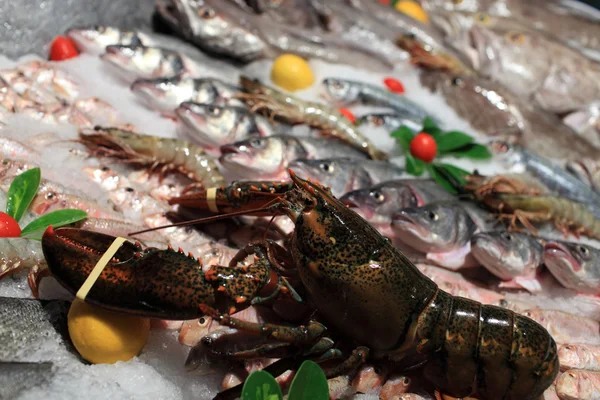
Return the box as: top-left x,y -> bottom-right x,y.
241,370 -> 282,400
288,361 -> 329,400
391,126 -> 415,151
444,143 -> 492,159
438,163 -> 470,185
421,117 -> 443,136
426,164 -> 458,195
406,153 -> 426,176
6,167 -> 41,223
20,209 -> 88,239
436,131 -> 474,154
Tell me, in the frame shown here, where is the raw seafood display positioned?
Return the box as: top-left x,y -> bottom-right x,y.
2,1 -> 600,400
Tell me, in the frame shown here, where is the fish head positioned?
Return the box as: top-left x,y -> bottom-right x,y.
288,158 -> 352,198
108,186 -> 143,211
66,25 -> 123,54
391,203 -> 465,253
81,165 -> 122,191
102,45 -> 163,79
177,103 -> 247,147
488,139 -> 525,171
322,78 -> 361,106
471,231 -> 541,279
341,180 -> 419,224
219,136 -> 285,178
543,241 -> 600,294
0,158 -> 35,180
131,77 -> 195,113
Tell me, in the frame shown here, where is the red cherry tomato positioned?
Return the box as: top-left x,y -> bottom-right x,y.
0,212 -> 21,237
339,108 -> 356,124
383,77 -> 405,94
410,132 -> 437,163
49,36 -> 79,61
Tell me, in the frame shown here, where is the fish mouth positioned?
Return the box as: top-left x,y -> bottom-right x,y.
219,144 -> 241,155
544,242 -> 582,272
176,103 -> 206,126
470,234 -> 510,278
340,195 -> 375,221
391,212 -> 431,252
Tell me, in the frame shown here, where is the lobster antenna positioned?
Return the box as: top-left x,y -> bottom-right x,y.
127,205 -> 277,236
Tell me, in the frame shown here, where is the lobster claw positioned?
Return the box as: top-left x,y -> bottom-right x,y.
41,227 -> 215,320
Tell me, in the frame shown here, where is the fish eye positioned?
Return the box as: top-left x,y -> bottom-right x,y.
451,77 -> 464,87
45,192 -> 55,200
402,377 -> 410,385
125,187 -> 135,193
371,116 -> 384,127
427,210 -> 438,221
251,138 -> 265,148
475,13 -> 489,24
369,190 -> 385,203
503,233 -> 512,241
507,32 -> 525,44
198,6 -> 215,19
579,245 -> 589,255
330,79 -> 344,90
101,166 -> 110,171
1,160 -> 8,165
319,162 -> 334,173
207,105 -> 221,116
198,317 -> 206,325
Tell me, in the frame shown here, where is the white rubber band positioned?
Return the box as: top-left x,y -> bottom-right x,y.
75,237 -> 127,301
206,187 -> 219,213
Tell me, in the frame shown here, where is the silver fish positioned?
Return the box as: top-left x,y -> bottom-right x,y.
66,25 -> 152,55
543,241 -> 600,295
322,78 -> 443,128
288,157 -> 406,198
101,45 -> 198,81
470,231 -> 543,282
357,112 -> 422,133
219,135 -> 368,179
177,103 -> 275,148
130,76 -> 243,115
340,179 -> 454,229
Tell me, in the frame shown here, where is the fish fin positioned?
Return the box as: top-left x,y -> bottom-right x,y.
499,275 -> 543,294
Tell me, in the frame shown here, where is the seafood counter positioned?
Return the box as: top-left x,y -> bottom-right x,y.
2,1 -> 600,400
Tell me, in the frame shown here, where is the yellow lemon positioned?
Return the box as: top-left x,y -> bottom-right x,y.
271,54 -> 314,92
68,299 -> 150,364
395,1 -> 429,24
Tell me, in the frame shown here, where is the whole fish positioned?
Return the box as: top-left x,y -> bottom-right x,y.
219,135 -> 368,179
543,241 -> 600,295
357,112 -> 423,133
470,231 -> 543,292
559,343 -> 600,372
491,141 -> 600,211
379,374 -> 413,400
437,17 -> 600,114
288,157 -> 406,198
557,369 -> 600,400
0,297 -> 70,361
177,103 -> 276,148
340,179 -> 454,229
101,45 -> 202,81
322,78 -> 443,128
130,76 -> 243,115
0,158 -> 38,181
417,69 -> 600,160
391,201 -> 489,269
0,362 -> 55,399
66,25 -> 153,55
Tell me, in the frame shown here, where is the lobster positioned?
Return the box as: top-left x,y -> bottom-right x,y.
41,169 -> 559,400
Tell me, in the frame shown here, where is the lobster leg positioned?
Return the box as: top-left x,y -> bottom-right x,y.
204,337 -> 336,360
319,346 -> 370,379
200,304 -> 327,343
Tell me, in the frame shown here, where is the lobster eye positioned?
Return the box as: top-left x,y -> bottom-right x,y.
369,190 -> 385,203
427,211 -> 438,221
319,162 -> 334,173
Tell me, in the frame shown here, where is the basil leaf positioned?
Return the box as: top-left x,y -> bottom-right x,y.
6,167 -> 41,223
20,209 -> 88,239
288,361 -> 329,400
427,164 -> 458,195
436,131 -> 474,154
406,154 -> 425,176
391,126 -> 414,151
421,117 -> 443,136
438,163 -> 470,185
445,144 -> 492,159
241,370 -> 282,400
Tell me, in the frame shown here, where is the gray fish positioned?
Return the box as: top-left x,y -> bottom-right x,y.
101,45 -> 200,81
0,297 -> 71,362
491,141 -> 600,213
0,362 -> 54,399
219,135 -> 367,179
357,112 -> 422,133
66,25 -> 152,55
322,78 -> 443,128
543,241 -> 600,295
289,158 -> 406,198
177,103 -> 275,148
471,231 -> 543,283
436,15 -> 600,114
130,76 -> 243,115
340,179 -> 454,229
